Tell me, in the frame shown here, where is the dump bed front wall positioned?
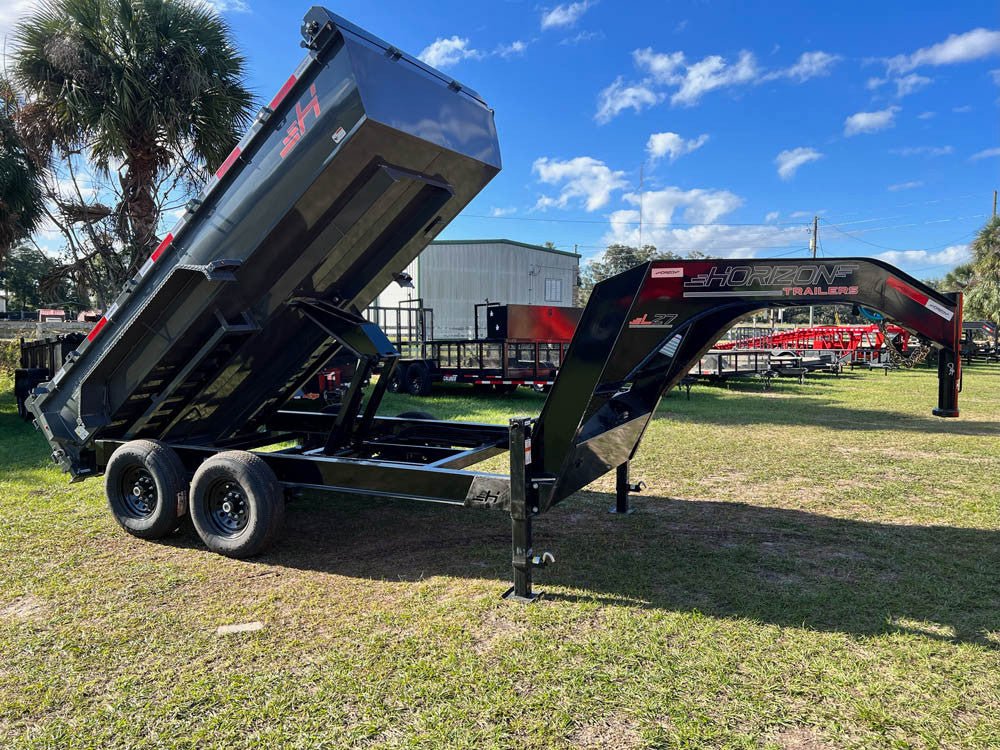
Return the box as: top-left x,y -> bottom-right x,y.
29,16 -> 500,474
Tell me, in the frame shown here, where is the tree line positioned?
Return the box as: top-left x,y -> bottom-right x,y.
0,0 -> 253,313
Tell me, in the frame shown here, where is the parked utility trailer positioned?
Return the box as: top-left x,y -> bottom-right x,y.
16,333 -> 85,420
28,8 -> 963,600
384,302 -> 583,395
961,321 -> 998,363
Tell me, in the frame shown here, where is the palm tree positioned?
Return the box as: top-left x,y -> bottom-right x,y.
0,80 -> 43,266
12,0 -> 254,270
965,216 -> 1000,323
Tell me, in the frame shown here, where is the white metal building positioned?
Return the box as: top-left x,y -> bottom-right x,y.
373,239 -> 580,339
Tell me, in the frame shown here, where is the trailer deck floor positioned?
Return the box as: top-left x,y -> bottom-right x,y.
2,366 -> 999,749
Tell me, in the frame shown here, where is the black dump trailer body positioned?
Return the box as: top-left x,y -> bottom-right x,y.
28,9 -> 963,600
30,7 -> 500,476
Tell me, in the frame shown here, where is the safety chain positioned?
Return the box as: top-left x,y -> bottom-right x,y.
878,320 -> 931,368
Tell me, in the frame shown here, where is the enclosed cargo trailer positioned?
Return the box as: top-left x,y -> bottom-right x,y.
28,8 -> 963,600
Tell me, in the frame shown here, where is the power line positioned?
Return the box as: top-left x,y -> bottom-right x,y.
455,213 -> 808,228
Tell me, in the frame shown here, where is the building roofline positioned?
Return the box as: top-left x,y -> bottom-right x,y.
430,238 -> 581,259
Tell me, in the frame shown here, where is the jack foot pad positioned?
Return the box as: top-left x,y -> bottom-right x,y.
502,586 -> 544,603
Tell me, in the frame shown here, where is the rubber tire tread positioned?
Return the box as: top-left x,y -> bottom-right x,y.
189,451 -> 285,559
105,440 -> 187,540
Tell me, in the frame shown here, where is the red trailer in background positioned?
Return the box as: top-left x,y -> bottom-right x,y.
715,323 -> 912,357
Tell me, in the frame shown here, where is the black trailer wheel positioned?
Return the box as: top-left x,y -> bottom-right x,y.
189,451 -> 284,558
405,362 -> 434,396
385,367 -> 404,393
105,440 -> 188,540
493,383 -> 518,395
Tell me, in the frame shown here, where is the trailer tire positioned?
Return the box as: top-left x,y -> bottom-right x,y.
405,362 -> 434,397
105,440 -> 188,540
385,367 -> 404,393
189,451 -> 284,559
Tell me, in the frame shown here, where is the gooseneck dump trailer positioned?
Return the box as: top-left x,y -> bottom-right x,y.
28,9 -> 963,600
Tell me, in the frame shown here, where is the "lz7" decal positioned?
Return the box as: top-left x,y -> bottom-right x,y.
628,313 -> 678,329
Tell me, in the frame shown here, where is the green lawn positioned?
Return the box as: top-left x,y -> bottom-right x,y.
1,365 -> 999,749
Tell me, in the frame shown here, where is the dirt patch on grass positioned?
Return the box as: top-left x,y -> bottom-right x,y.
770,726 -> 835,749
569,717 -> 642,749
0,595 -> 49,622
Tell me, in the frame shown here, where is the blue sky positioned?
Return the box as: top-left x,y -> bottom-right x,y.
5,0 -> 998,279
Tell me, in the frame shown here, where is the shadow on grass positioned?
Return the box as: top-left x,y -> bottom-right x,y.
4,382 -> 997,645
175,488 -> 1000,648
658,384 -> 1000,437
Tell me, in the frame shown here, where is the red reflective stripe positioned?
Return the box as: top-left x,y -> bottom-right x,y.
269,74 -> 298,110
150,233 -> 174,262
87,317 -> 108,342
887,276 -> 928,306
215,147 -> 242,179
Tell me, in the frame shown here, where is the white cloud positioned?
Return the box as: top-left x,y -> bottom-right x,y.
0,0 -> 39,67
541,1 -> 594,30
765,211 -> 780,223
887,28 -> 1000,73
764,51 -> 840,82
890,145 -> 953,156
560,30 -> 603,46
489,206 -> 517,217
953,105 -> 973,113
970,147 -> 1000,161
419,36 -> 482,68
917,111 -> 936,119
788,211 -> 814,219
869,72 -> 933,98
992,69 -> 1000,85
775,147 -> 822,180
887,180 -> 924,191
877,245 -> 970,268
646,132 -> 709,163
600,46 -> 838,119
633,48 -> 686,83
532,156 -> 628,211
194,0 -> 249,11
670,51 -> 760,106
844,106 -> 900,136
603,188 -> 804,258
496,40 -> 528,58
894,73 -> 932,97
595,77 -> 662,123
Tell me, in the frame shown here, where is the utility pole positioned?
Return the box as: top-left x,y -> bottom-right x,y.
638,164 -> 644,251
993,189 -> 997,217
809,215 -> 818,326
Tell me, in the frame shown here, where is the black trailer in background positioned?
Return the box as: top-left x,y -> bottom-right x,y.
25,8 -> 964,600
961,321 -> 998,363
367,301 -> 583,396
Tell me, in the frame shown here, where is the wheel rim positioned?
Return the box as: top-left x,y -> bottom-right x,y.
205,480 -> 250,536
120,466 -> 157,519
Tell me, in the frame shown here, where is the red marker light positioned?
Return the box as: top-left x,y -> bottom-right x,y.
87,317 -> 108,342
269,74 -> 298,111
150,233 -> 174,263
214,147 -> 242,180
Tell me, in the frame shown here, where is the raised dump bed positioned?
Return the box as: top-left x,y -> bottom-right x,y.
29,6 -> 501,476
27,8 -> 964,600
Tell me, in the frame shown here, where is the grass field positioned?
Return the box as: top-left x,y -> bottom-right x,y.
1,364 -> 999,749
